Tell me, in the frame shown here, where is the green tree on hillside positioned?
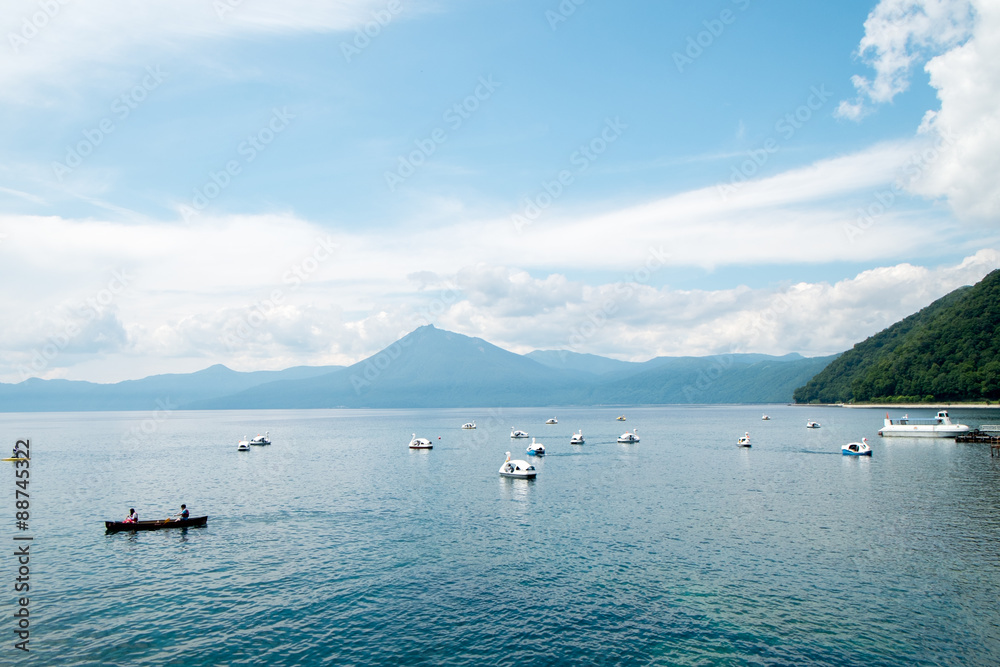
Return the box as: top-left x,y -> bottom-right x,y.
793,269 -> 1000,403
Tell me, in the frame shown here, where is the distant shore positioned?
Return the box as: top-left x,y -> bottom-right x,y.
829,403 -> 997,409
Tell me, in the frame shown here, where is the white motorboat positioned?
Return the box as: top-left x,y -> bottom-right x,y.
510,428 -> 529,439
499,452 -> 537,478
761,414 -> 770,421
878,411 -> 970,438
618,429 -> 640,443
462,421 -> 476,429
570,430 -> 584,445
737,432 -> 751,447
526,438 -> 545,456
249,431 -> 271,445
843,438 -> 872,456
545,417 -> 557,424
408,433 -> 433,449
237,438 -> 251,451
806,421 -> 821,429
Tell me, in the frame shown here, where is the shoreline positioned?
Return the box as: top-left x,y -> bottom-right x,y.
826,403 -> 998,409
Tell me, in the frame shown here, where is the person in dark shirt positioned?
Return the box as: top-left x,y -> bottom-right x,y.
177,504 -> 189,520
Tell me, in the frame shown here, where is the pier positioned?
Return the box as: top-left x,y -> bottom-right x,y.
957,425 -> 1000,456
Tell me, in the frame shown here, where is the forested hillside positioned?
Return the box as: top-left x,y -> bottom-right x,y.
794,269 -> 1000,403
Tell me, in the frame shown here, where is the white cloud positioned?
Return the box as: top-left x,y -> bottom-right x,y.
1,0 -> 420,101
2,208 -> 997,380
908,0 -> 1000,219
433,249 -> 1000,362
835,0 -> 1000,220
836,0 -> 975,120
2,128 -> 997,383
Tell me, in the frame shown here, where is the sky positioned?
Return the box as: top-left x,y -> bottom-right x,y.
1,0 -> 999,383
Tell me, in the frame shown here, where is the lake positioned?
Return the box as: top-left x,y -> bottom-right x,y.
3,404 -> 1000,665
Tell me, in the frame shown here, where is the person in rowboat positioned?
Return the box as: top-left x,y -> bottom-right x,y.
176,504 -> 189,520
123,508 -> 138,524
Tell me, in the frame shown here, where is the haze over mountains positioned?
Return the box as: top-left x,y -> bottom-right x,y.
0,326 -> 834,411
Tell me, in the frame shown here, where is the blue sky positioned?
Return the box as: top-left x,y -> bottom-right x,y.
1,0 -> 998,382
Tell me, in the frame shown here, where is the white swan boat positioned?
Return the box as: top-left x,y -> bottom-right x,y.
237,438 -> 251,451
737,432 -> 751,447
526,438 -> 545,456
618,429 -> 639,443
570,430 -> 584,445
249,432 -> 271,445
408,433 -> 433,449
545,417 -> 557,424
499,452 -> 537,478
877,411 -> 970,438
462,421 -> 476,429
761,414 -> 770,421
806,421 -> 821,429
843,438 -> 872,456
510,428 -> 529,439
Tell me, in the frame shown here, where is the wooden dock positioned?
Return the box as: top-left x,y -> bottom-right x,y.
957,427 -> 1000,456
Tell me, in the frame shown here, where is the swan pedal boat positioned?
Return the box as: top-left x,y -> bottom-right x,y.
409,434 -> 433,449
570,430 -> 584,445
462,421 -> 476,429
499,452 -> 537,478
842,438 -> 872,456
237,439 -> 251,451
545,417 -> 557,424
249,432 -> 271,445
806,421 -> 821,429
526,438 -> 545,456
737,432 -> 751,447
105,516 -> 208,533
618,429 -> 640,443
510,429 -> 529,439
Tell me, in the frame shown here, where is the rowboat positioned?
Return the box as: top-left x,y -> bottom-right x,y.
105,516 -> 208,533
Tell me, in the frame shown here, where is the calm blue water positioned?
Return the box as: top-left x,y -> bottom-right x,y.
3,404 -> 1000,666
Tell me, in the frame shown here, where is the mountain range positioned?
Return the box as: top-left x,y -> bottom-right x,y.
0,326 -> 834,411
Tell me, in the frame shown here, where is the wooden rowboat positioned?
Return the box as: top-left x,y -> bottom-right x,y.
105,516 -> 208,533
